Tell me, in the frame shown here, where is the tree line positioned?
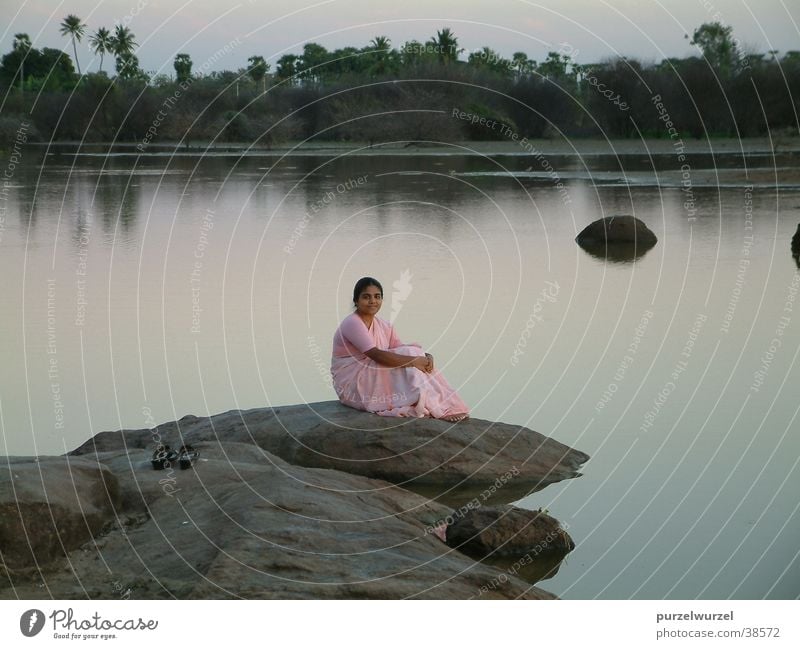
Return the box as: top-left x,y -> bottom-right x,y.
1,18 -> 797,146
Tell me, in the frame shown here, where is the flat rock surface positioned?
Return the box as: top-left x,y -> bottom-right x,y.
0,457 -> 120,570
1,443 -> 555,599
70,401 -> 589,506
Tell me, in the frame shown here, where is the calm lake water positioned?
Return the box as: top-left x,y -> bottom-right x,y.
2,140 -> 799,599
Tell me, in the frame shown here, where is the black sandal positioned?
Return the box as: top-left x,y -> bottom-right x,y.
177,445 -> 199,470
151,444 -> 178,470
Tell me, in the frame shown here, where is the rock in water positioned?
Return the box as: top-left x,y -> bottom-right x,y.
445,505 -> 574,559
445,505 -> 575,585
576,215 -> 657,261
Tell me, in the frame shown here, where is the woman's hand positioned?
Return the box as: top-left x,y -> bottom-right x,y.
413,355 -> 433,373
366,348 -> 433,372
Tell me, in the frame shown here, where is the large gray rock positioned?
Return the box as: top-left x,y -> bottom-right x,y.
1,443 -> 554,599
445,505 -> 574,558
576,215 -> 657,245
0,456 -> 120,569
445,505 -> 575,586
576,215 -> 657,261
2,402 -> 591,598
70,401 -> 589,507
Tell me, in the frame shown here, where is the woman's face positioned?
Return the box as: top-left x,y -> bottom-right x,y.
355,285 -> 383,316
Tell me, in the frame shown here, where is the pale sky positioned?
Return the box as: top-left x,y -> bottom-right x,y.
1,0 -> 798,76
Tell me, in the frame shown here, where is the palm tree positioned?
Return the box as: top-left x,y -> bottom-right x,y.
174,53 -> 192,83
298,42 -> 329,84
366,36 -> 393,76
431,28 -> 461,65
110,25 -> 138,77
467,46 -> 510,75
12,33 -> 31,92
538,51 -> 570,79
370,36 -> 390,51
247,55 -> 269,92
59,14 -> 86,75
88,27 -> 113,72
276,54 -> 299,85
511,51 -> 532,77
110,25 -> 137,58
13,33 -> 32,51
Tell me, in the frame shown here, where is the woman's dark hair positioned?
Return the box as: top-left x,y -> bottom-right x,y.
352,277 -> 383,305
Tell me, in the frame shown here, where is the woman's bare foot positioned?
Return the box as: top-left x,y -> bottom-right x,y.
442,412 -> 469,422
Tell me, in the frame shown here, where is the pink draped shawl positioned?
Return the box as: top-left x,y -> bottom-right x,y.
330,313 -> 469,418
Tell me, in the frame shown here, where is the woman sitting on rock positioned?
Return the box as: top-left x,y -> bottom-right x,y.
331,276 -> 469,422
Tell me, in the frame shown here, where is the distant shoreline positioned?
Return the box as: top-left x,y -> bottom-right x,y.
20,135 -> 800,157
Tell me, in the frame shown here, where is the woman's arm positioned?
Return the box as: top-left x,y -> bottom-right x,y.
365,347 -> 431,372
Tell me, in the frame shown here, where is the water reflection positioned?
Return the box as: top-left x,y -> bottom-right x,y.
479,550 -> 568,585
4,144 -> 799,599
12,159 -> 44,230
577,240 -> 656,263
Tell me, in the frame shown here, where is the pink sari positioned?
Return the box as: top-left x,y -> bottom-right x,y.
331,313 -> 469,418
